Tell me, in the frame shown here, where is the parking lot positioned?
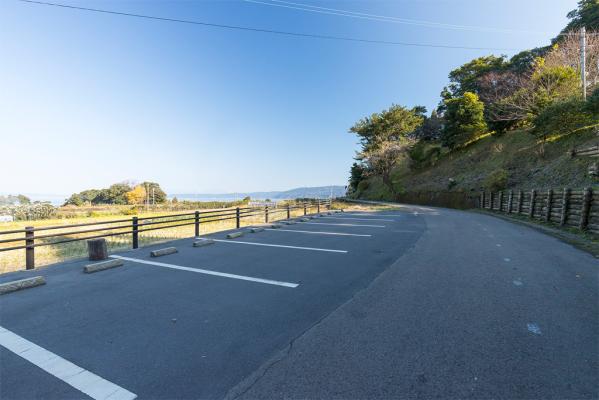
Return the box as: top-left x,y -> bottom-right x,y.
0,209 -> 424,399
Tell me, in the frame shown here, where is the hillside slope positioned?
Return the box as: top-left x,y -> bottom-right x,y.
357,127 -> 599,200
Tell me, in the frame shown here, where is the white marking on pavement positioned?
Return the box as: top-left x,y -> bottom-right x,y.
496,244 -> 502,247
110,255 -> 298,288
0,326 -> 137,400
301,222 -> 385,228
504,258 -> 511,262
317,217 -> 395,222
527,323 -> 542,335
513,279 -> 523,286
210,239 -> 347,253
264,228 -> 371,237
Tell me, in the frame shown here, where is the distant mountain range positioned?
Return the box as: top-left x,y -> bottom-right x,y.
173,186 -> 346,202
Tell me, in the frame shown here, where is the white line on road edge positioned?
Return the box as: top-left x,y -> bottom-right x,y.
110,255 -> 298,288
0,326 -> 137,400
210,239 -> 348,253
265,228 -> 371,237
317,217 -> 395,222
301,222 -> 385,228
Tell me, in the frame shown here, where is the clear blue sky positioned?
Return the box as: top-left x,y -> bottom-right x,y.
0,0 -> 575,196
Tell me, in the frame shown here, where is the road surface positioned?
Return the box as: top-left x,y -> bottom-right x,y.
0,204 -> 597,399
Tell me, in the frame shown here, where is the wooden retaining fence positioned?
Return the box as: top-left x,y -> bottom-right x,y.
480,188 -> 598,234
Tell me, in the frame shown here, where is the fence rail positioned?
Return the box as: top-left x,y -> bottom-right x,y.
0,199 -> 331,271
480,188 -> 597,234
571,145 -> 599,157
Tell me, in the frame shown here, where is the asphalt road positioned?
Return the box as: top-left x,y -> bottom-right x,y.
0,205 -> 597,399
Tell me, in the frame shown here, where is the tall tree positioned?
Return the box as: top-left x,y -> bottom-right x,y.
441,92 -> 488,149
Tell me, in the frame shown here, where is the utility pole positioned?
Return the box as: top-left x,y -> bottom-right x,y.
581,26 -> 587,100
152,187 -> 155,206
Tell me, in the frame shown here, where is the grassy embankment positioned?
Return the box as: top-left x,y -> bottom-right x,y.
357,126 -> 599,200
0,201 -> 390,274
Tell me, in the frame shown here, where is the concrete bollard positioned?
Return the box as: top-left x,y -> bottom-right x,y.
84,259 -> 124,273
150,247 -> 178,257
226,232 -> 244,239
248,227 -> 264,233
193,239 -> 215,247
0,276 -> 46,295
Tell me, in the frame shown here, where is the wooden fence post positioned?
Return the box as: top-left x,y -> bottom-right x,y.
132,217 -> 139,249
236,207 -> 240,229
304,203 -> 307,216
489,192 -> 494,210
317,200 -> 320,214
265,206 -> 269,223
507,190 -> 513,213
560,188 -> 570,226
25,226 -> 35,270
286,204 -> 291,219
498,191 -> 503,212
529,190 -> 536,218
517,190 -> 523,214
580,187 -> 592,230
194,211 -> 200,237
546,189 -> 553,222
480,191 -> 485,209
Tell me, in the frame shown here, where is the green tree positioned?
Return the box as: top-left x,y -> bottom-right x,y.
561,0 -> 599,34
441,92 -> 488,149
446,55 -> 509,98
17,194 -> 31,205
140,182 -> 167,204
350,105 -> 425,152
348,162 -> 366,192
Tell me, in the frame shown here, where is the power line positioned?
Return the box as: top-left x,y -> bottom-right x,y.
17,0 -> 518,51
246,0 -> 550,35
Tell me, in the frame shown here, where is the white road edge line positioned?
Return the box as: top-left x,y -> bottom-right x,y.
264,228 -> 371,237
110,255 -> 298,288
0,326 -> 137,400
210,239 -> 348,253
301,222 -> 385,228
317,217 -> 395,222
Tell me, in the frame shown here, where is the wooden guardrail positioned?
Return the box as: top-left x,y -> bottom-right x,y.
0,199 -> 332,271
480,188 -> 598,234
571,145 -> 599,157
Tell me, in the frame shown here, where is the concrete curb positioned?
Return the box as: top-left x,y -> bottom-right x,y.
269,224 -> 282,229
150,247 -> 178,257
84,259 -> 124,274
248,227 -> 264,233
0,276 -> 46,295
226,232 -> 244,239
193,239 -> 215,247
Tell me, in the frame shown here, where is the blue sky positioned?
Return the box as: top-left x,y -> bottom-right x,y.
0,0 -> 575,197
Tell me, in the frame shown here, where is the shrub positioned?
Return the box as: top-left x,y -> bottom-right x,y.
0,203 -> 56,221
533,97 -> 594,139
586,86 -> 599,114
442,92 -> 488,149
357,180 -> 370,192
409,142 -> 443,168
483,169 -> 509,191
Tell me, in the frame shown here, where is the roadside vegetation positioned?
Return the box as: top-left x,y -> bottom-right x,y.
348,1 -> 599,201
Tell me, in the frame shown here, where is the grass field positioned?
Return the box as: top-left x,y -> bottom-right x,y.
0,201 -> 387,274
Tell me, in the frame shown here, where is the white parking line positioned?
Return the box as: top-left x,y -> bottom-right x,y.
0,326 -> 137,400
211,239 -> 348,253
301,222 -> 385,228
110,255 -> 298,288
265,228 -> 371,237
317,217 -> 395,222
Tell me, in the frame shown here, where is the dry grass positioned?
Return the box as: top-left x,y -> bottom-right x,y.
0,202 -> 379,274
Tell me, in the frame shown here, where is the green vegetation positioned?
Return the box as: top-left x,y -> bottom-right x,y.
65,181 -> 167,206
347,1 -> 599,201
0,194 -> 31,206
